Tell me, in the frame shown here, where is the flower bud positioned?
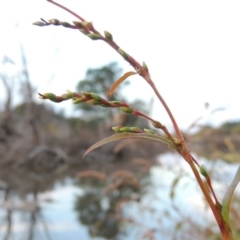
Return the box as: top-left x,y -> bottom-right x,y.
42,93 -> 56,101
120,107 -> 133,113
49,19 -> 61,25
87,99 -> 100,105
142,61 -> 149,72
200,165 -> 208,177
130,127 -> 143,133
87,33 -> 101,40
33,21 -> 45,27
109,101 -> 122,106
79,29 -> 89,35
81,91 -> 92,98
90,92 -> 102,101
118,48 -> 128,60
152,121 -> 164,129
61,22 -> 72,28
104,31 -> 113,41
61,92 -> 73,100
72,21 -> 83,29
73,98 -> 83,104
144,129 -> 157,135
112,126 -> 122,133
119,127 -> 132,132
82,21 -> 93,30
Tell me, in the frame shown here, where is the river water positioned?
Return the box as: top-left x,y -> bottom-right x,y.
0,153 -> 239,240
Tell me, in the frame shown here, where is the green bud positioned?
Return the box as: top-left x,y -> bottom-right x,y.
73,98 -> 83,104
82,21 -> 93,29
79,29 -> 89,35
98,103 -> 110,107
130,127 -> 143,133
72,21 -> 83,29
173,138 -> 181,144
32,21 -> 45,27
118,48 -> 128,59
90,92 -> 102,101
152,121 -> 163,129
87,99 -> 100,105
109,101 -> 122,106
104,30 -> 113,41
42,93 -> 56,101
61,22 -> 72,28
87,33 -> 101,40
112,126 -> 122,133
119,127 -> 132,132
144,129 -> 157,135
142,61 -> 149,72
200,165 -> 208,178
49,19 -> 61,25
120,107 -> 133,113
81,91 -> 92,98
61,92 -> 74,100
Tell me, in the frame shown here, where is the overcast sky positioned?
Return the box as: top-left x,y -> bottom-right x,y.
0,0 -> 240,131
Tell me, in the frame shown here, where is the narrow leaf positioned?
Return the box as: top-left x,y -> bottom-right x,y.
222,166 -> 240,227
107,71 -> 137,98
83,132 -> 176,158
170,176 -> 181,199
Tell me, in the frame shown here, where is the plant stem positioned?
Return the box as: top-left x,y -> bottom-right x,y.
47,0 -> 85,22
184,152 -> 233,240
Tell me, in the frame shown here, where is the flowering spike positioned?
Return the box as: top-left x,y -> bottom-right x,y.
104,30 -> 113,41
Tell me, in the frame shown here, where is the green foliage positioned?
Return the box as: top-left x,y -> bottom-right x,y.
218,121 -> 240,135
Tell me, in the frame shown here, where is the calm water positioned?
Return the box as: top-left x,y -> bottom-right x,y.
0,153 -> 239,240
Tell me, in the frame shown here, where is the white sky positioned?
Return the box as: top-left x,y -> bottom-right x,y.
0,0 -> 240,131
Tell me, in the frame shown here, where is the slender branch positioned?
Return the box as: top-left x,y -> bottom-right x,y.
185,153 -> 232,239
47,0 -> 85,22
147,80 -> 184,142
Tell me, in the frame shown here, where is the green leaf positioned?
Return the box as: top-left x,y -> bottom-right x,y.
83,132 -> 176,158
170,176 -> 181,199
222,166 -> 240,227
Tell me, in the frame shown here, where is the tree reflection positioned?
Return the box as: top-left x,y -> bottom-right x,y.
74,168 -> 149,239
0,165 -> 73,240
